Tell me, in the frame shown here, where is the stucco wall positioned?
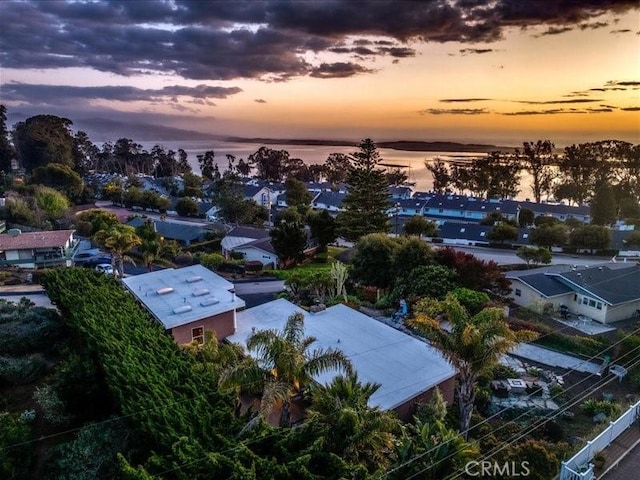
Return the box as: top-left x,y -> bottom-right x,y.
508,279 -> 571,312
605,301 -> 640,324
170,310 -> 236,343
235,247 -> 278,267
393,374 -> 456,421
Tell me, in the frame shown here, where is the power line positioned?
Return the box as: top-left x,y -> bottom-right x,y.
421,350 -> 640,480
383,325 -> 640,478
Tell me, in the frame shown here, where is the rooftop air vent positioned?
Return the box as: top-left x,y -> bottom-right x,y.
186,276 -> 203,283
192,288 -> 210,297
157,287 -> 174,295
200,297 -> 220,307
173,305 -> 192,314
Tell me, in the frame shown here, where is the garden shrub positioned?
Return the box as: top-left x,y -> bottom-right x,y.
580,399 -> 620,418
0,355 -> 47,386
0,412 -> 34,479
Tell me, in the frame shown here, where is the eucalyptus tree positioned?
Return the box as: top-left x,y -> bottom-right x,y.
517,140 -> 555,203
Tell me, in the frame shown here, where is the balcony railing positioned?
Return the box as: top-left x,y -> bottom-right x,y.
559,400 -> 640,480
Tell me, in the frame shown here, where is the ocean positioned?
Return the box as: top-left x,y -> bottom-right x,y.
138,140 -> 535,200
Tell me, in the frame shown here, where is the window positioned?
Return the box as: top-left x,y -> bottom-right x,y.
515,289 -> 522,297
583,297 -> 589,305
480,232 -> 486,237
588,299 -> 596,307
191,326 -> 205,345
596,302 -> 603,310
574,294 -> 577,301
522,233 -> 528,239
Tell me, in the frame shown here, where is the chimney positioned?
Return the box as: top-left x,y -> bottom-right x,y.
230,289 -> 236,302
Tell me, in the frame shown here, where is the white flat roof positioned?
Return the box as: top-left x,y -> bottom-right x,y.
122,265 -> 245,329
228,298 -> 455,411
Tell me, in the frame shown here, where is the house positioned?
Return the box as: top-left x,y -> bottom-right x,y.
312,191 -> 347,213
438,222 -> 492,246
388,185 -> 413,199
221,226 -> 271,257
0,229 -> 78,268
127,217 -> 206,246
243,183 -> 283,208
232,237 -> 279,268
305,181 -> 348,194
122,264 -> 246,343
389,198 -> 428,217
507,263 -> 640,324
197,201 -> 219,221
227,298 -> 456,420
423,195 -> 517,222
514,200 -> 590,224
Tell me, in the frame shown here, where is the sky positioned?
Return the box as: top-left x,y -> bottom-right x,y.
0,0 -> 639,146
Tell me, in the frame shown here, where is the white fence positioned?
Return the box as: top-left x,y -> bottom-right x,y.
559,400 -> 640,480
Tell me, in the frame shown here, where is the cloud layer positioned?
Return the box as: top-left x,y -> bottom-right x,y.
1,0 -> 638,83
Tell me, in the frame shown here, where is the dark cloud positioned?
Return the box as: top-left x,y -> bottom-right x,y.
310,62 -> 374,78
621,107 -> 640,111
610,28 -> 632,33
419,108 -> 490,115
439,98 -> 493,103
579,21 -> 609,29
513,98 -> 602,104
502,109 -> 584,115
1,0 -> 637,84
585,107 -> 613,112
536,26 -> 574,36
459,48 -> 494,55
0,82 -> 242,107
607,80 -> 640,86
255,99 -> 267,104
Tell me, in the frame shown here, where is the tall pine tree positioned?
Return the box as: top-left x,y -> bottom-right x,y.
337,139 -> 390,241
0,105 -> 15,173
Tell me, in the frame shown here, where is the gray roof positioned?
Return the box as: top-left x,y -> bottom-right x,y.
514,273 -> 574,297
438,222 -> 492,241
553,264 -> 640,305
226,226 -> 270,240
227,299 -> 455,411
122,265 -> 245,329
515,200 -> 590,217
313,191 -> 347,208
234,237 -> 277,255
128,217 -> 204,243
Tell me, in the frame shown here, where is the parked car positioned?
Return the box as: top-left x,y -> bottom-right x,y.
73,249 -> 101,263
85,256 -> 112,267
95,264 -> 116,276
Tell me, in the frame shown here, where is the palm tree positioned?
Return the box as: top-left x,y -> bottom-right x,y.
139,238 -> 179,271
392,417 -> 478,479
306,373 -> 398,473
410,294 -> 536,439
93,225 -> 141,277
219,313 -> 353,427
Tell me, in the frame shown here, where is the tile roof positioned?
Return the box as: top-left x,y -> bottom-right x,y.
0,230 -> 75,250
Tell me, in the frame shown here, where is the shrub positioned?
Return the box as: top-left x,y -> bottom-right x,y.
0,355 -> 47,386
580,399 -> 620,418
33,384 -> 71,426
0,412 -> 34,479
199,253 -> 225,270
450,288 -> 490,315
491,364 -> 518,380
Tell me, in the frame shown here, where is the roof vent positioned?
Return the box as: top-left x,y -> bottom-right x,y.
157,287 -> 174,295
173,305 -> 192,314
192,288 -> 210,297
186,276 -> 203,283
200,297 -> 220,307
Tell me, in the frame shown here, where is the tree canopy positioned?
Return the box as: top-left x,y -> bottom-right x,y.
337,139 -> 390,241
13,114 -> 75,171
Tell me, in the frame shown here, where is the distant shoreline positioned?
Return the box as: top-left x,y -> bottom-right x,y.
227,137 -> 516,153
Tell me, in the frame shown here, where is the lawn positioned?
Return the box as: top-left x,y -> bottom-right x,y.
271,246 -> 346,281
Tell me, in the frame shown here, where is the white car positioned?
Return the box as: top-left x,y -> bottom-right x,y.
95,264 -> 116,276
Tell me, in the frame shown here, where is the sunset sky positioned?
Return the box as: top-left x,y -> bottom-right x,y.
1,0 -> 639,146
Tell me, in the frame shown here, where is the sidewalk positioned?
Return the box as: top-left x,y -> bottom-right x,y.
0,284 -> 45,295
509,343 -> 602,374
